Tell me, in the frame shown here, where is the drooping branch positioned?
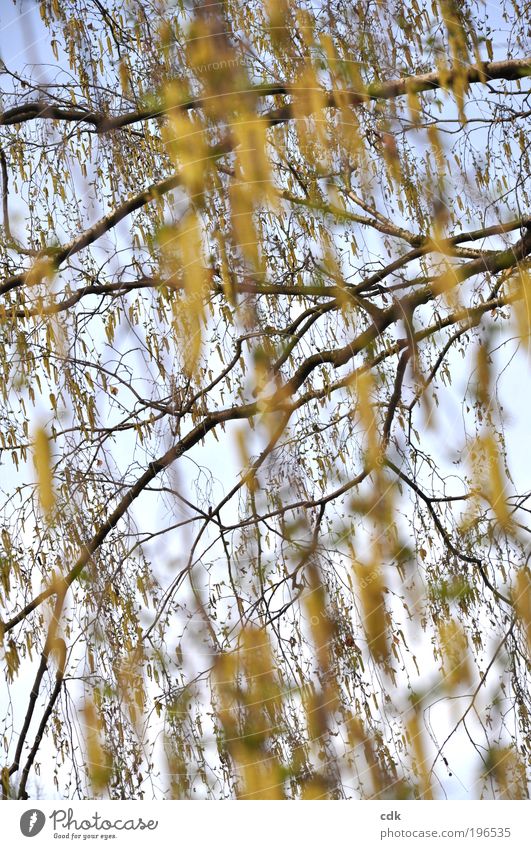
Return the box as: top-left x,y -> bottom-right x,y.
385,458 -> 512,606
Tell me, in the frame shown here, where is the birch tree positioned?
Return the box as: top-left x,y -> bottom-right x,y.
0,0 -> 530,799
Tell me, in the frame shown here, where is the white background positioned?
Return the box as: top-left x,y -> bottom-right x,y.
3,800 -> 530,848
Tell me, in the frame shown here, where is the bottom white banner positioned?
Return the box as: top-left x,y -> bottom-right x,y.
2,800 -> 529,848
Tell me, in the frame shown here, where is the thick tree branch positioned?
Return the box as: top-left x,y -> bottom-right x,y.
1,58 -> 529,131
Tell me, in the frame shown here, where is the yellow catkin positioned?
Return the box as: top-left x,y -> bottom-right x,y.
34,426 -> 55,518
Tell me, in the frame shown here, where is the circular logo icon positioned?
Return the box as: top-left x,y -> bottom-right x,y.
20,809 -> 46,837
